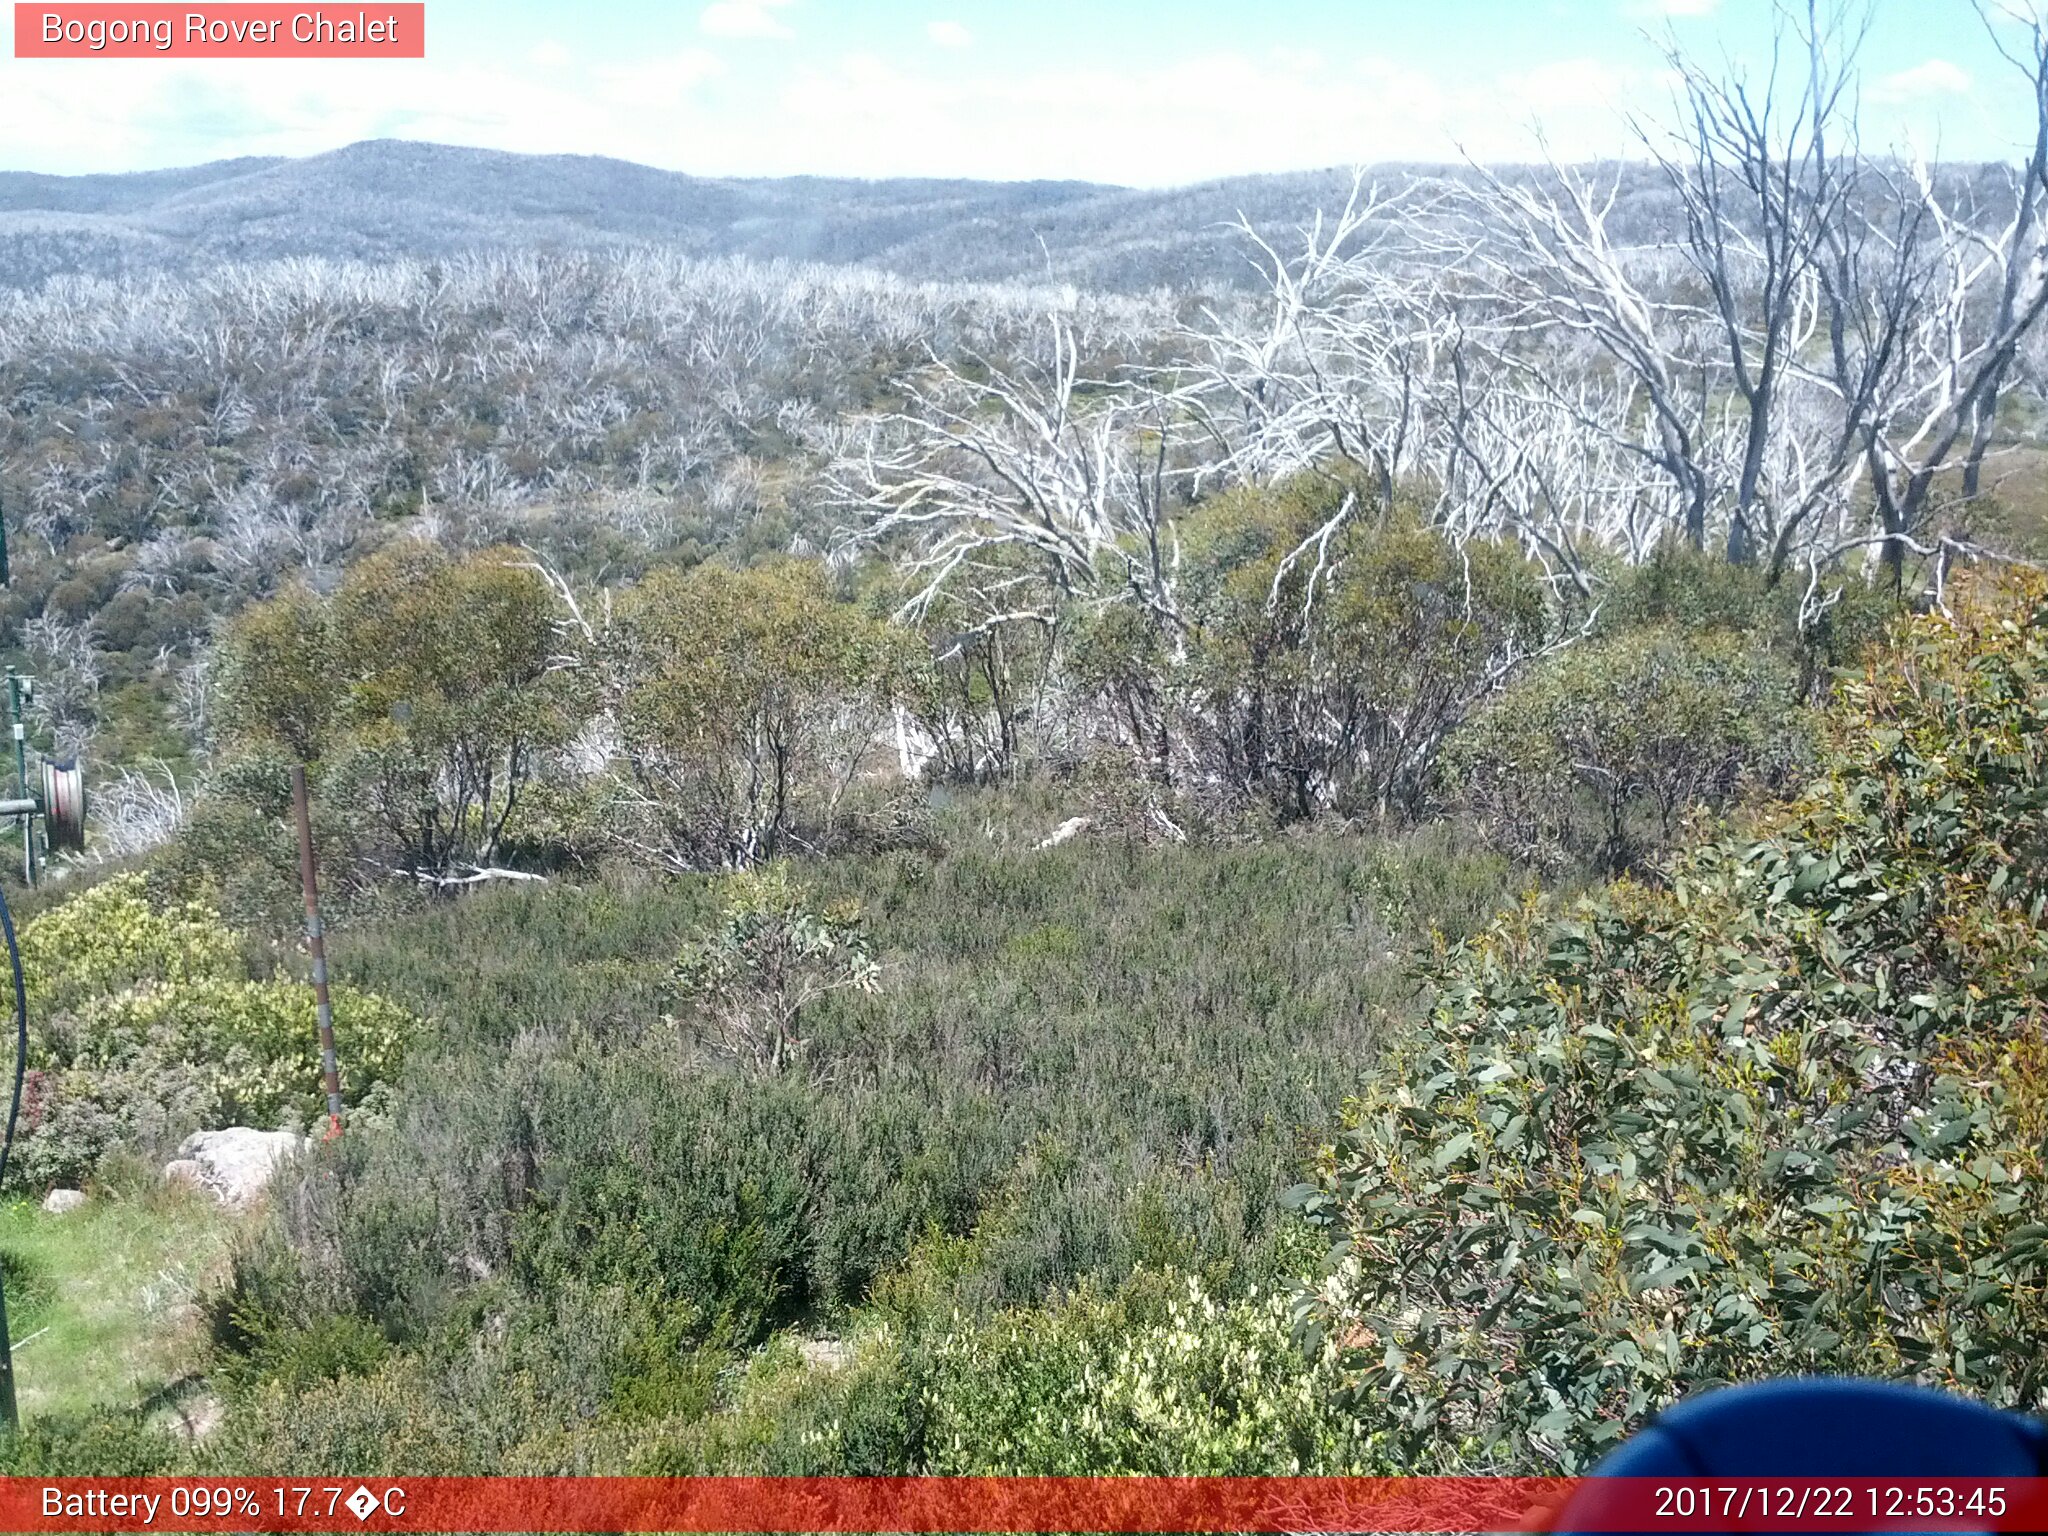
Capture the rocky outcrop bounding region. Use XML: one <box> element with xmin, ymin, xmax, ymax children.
<box><xmin>164</xmin><ymin>1127</ymin><xmax>306</xmax><ymax>1208</ymax></box>
<box><xmin>798</xmin><ymin>1338</ymin><xmax>852</xmax><ymax>1370</ymax></box>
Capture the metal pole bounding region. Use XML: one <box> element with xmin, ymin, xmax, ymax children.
<box><xmin>290</xmin><ymin>765</ymin><xmax>345</xmax><ymax>1139</ymax></box>
<box><xmin>6</xmin><ymin>676</ymin><xmax>29</xmax><ymax>888</ymax></box>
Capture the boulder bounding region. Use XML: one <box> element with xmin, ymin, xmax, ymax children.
<box><xmin>166</xmin><ymin>1127</ymin><xmax>307</xmax><ymax>1208</ymax></box>
<box><xmin>39</xmin><ymin>1188</ymin><xmax>86</xmax><ymax>1215</ymax></box>
<box><xmin>798</xmin><ymin>1338</ymin><xmax>852</xmax><ymax>1370</ymax></box>
<box><xmin>1035</xmin><ymin>815</ymin><xmax>1092</xmax><ymax>849</ymax></box>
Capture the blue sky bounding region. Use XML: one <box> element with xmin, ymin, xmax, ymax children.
<box><xmin>1</xmin><ymin>0</ymin><xmax>2035</xmax><ymax>183</ymax></box>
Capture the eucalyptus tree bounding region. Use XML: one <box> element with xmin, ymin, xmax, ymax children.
<box><xmin>606</xmin><ymin>560</ymin><xmax>914</xmax><ymax>870</ymax></box>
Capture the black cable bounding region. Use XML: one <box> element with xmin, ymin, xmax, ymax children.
<box><xmin>0</xmin><ymin>881</ymin><xmax>22</xmax><ymax>1193</ymax></box>
<box><xmin>0</xmin><ymin>878</ymin><xmax>24</xmax><ymax>1431</ymax></box>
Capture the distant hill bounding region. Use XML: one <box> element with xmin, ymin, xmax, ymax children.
<box><xmin>0</xmin><ymin>140</ymin><xmax>2012</xmax><ymax>299</ymax></box>
<box><xmin>0</xmin><ymin>139</ymin><xmax>1472</xmax><ymax>292</ymax></box>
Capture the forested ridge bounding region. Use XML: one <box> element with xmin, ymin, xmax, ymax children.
<box><xmin>2</xmin><ymin>0</ymin><xmax>2047</xmax><ymax>1473</ymax></box>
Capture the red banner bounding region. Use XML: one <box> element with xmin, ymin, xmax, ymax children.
<box><xmin>5</xmin><ymin>1477</ymin><xmax>2048</xmax><ymax>1533</ymax></box>
<box><xmin>13</xmin><ymin>5</ymin><xmax>424</xmax><ymax>58</ymax></box>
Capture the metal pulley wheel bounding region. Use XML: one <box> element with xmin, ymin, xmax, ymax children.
<box><xmin>40</xmin><ymin>758</ymin><xmax>85</xmax><ymax>852</ymax></box>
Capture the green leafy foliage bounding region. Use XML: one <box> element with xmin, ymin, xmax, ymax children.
<box><xmin>19</xmin><ymin>872</ymin><xmax>241</xmax><ymax>1017</ymax></box>
<box><xmin>669</xmin><ymin>862</ymin><xmax>880</xmax><ymax>1073</ymax></box>
<box><xmin>198</xmin><ymin>1261</ymin><xmax>1372</xmax><ymax>1477</ymax></box>
<box><xmin>72</xmin><ymin>981</ymin><xmax>412</xmax><ymax>1126</ymax></box>
<box><xmin>216</xmin><ymin>545</ymin><xmax>579</xmax><ymax>878</ymax></box>
<box><xmin>1299</xmin><ymin>572</ymin><xmax>2048</xmax><ymax>1471</ymax></box>
<box><xmin>212</xmin><ymin>584</ymin><xmax>339</xmax><ymax>765</ymax></box>
<box><xmin>1595</xmin><ymin>542</ymin><xmax>1894</xmax><ymax>690</ymax></box>
<box><xmin>918</xmin><ymin>1270</ymin><xmax>1374</xmax><ymax>1473</ymax></box>
<box><xmin>608</xmin><ymin>559</ymin><xmax>915</xmax><ymax>868</ymax></box>
<box><xmin>200</xmin><ymin>825</ymin><xmax>1517</xmax><ymax>1450</ymax></box>
<box><xmin>1447</xmin><ymin>625</ymin><xmax>1809</xmax><ymax>873</ymax></box>
<box><xmin>0</xmin><ymin>1410</ymin><xmax>182</xmax><ymax>1476</ymax></box>
<box><xmin>11</xmin><ymin>874</ymin><xmax>420</xmax><ymax>1189</ymax></box>
<box><xmin>1178</xmin><ymin>480</ymin><xmax>1548</xmax><ymax>821</ymax></box>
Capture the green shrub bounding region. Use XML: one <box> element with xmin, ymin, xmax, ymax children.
<box><xmin>216</xmin><ymin>825</ymin><xmax>1520</xmax><ymax>1419</ymax></box>
<box><xmin>1299</xmin><ymin>572</ymin><xmax>2048</xmax><ymax>1472</ymax></box>
<box><xmin>215</xmin><ymin>545</ymin><xmax>584</xmax><ymax>880</ymax></box>
<box><xmin>20</xmin><ymin>872</ymin><xmax>240</xmax><ymax>1019</ymax></box>
<box><xmin>1176</xmin><ymin>482</ymin><xmax>1548</xmax><ymax>820</ymax></box>
<box><xmin>0</xmin><ymin>1409</ymin><xmax>181</xmax><ymax>1475</ymax></box>
<box><xmin>607</xmin><ymin>559</ymin><xmax>915</xmax><ymax>869</ymax></box>
<box><xmin>1596</xmin><ymin>542</ymin><xmax>1894</xmax><ymax>690</ymax></box>
<box><xmin>1595</xmin><ymin>543</ymin><xmax>1793</xmax><ymax>638</ymax></box>
<box><xmin>224</xmin><ymin>1310</ymin><xmax>393</xmax><ymax>1393</ymax></box>
<box><xmin>203</xmin><ymin>1354</ymin><xmax>503</xmax><ymax>1476</ymax></box>
<box><xmin>669</xmin><ymin>862</ymin><xmax>879</xmax><ymax>1074</ymax></box>
<box><xmin>14</xmin><ymin>1057</ymin><xmax>224</xmax><ymax>1191</ymax></box>
<box><xmin>1446</xmin><ymin>625</ymin><xmax>1808</xmax><ymax>873</ymax></box>
<box><xmin>494</xmin><ymin>776</ymin><xmax>612</xmax><ymax>872</ymax></box>
<box><xmin>205</xmin><ymin>1280</ymin><xmax>732</xmax><ymax>1476</ymax></box>
<box><xmin>625</xmin><ymin>1270</ymin><xmax>1371</xmax><ymax>1477</ymax></box>
<box><xmin>919</xmin><ymin>1270</ymin><xmax>1372</xmax><ymax>1474</ymax></box>
<box><xmin>12</xmin><ymin>876</ymin><xmax>420</xmax><ymax>1188</ymax></box>
<box><xmin>73</xmin><ymin>979</ymin><xmax>412</xmax><ymax>1127</ymax></box>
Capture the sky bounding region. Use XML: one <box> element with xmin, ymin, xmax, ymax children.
<box><xmin>0</xmin><ymin>0</ymin><xmax>2038</xmax><ymax>186</ymax></box>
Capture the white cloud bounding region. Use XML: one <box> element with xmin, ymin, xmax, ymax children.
<box><xmin>927</xmin><ymin>20</ymin><xmax>972</xmax><ymax>50</ymax></box>
<box><xmin>699</xmin><ymin>0</ymin><xmax>794</xmax><ymax>41</ymax></box>
<box><xmin>751</xmin><ymin>49</ymin><xmax>1642</xmax><ymax>186</ymax></box>
<box><xmin>0</xmin><ymin>50</ymin><xmax>729</xmax><ymax>172</ymax></box>
<box><xmin>1869</xmin><ymin>58</ymin><xmax>1973</xmax><ymax>104</ymax></box>
<box><xmin>9</xmin><ymin>21</ymin><xmax>1984</xmax><ymax>189</ymax></box>
<box><xmin>593</xmin><ymin>50</ymin><xmax>726</xmax><ymax>110</ymax></box>
<box><xmin>1505</xmin><ymin>57</ymin><xmax>1627</xmax><ymax>117</ymax></box>
<box><xmin>1268</xmin><ymin>46</ymin><xmax>1325</xmax><ymax>74</ymax></box>
<box><xmin>0</xmin><ymin>40</ymin><xmax>1656</xmax><ymax>186</ymax></box>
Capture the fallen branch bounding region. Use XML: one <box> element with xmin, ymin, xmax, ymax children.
<box><xmin>411</xmin><ymin>865</ymin><xmax>550</xmax><ymax>888</ymax></box>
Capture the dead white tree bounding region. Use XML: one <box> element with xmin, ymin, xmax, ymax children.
<box><xmin>833</xmin><ymin>309</ymin><xmax>1183</xmax><ymax>633</ymax></box>
<box><xmin>1428</xmin><ymin>346</ymin><xmax>1660</xmax><ymax>591</ymax></box>
<box><xmin>1178</xmin><ymin>176</ymin><xmax>1453</xmax><ymax>508</ymax></box>
<box><xmin>1456</xmin><ymin>0</ymin><xmax>2048</xmax><ymax>588</ymax></box>
<box><xmin>85</xmin><ymin>761</ymin><xmax>186</xmax><ymax>861</ymax></box>
<box><xmin>1820</xmin><ymin>34</ymin><xmax>2048</xmax><ymax>586</ymax></box>
<box><xmin>20</xmin><ymin>613</ymin><xmax>102</xmax><ymax>757</ymax></box>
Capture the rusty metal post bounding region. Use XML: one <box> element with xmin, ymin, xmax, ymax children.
<box><xmin>291</xmin><ymin>764</ymin><xmax>345</xmax><ymax>1139</ymax></box>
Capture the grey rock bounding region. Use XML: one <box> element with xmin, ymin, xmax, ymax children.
<box><xmin>799</xmin><ymin>1338</ymin><xmax>853</xmax><ymax>1370</ymax></box>
<box><xmin>168</xmin><ymin>1127</ymin><xmax>307</xmax><ymax>1208</ymax></box>
<box><xmin>1036</xmin><ymin>815</ymin><xmax>1092</xmax><ymax>849</ymax></box>
<box><xmin>39</xmin><ymin>1187</ymin><xmax>86</xmax><ymax>1214</ymax></box>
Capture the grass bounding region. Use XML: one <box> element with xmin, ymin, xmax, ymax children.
<box><xmin>226</xmin><ymin>821</ymin><xmax>1529</xmax><ymax>1361</ymax></box>
<box><xmin>0</xmin><ymin>1185</ymin><xmax>243</xmax><ymax>1423</ymax></box>
<box><xmin>148</xmin><ymin>817</ymin><xmax>1531</xmax><ymax>1475</ymax></box>
<box><xmin>1977</xmin><ymin>443</ymin><xmax>2048</xmax><ymax>558</ymax></box>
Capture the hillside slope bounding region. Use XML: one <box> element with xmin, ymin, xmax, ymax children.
<box><xmin>0</xmin><ymin>140</ymin><xmax>1670</xmax><ymax>292</ymax></box>
<box><xmin>0</xmin><ymin>140</ymin><xmax>1173</xmax><ymax>289</ymax></box>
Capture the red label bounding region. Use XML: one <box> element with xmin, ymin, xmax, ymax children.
<box><xmin>13</xmin><ymin>4</ymin><xmax>424</xmax><ymax>57</ymax></box>
<box><xmin>1</xmin><ymin>1477</ymin><xmax>2047</xmax><ymax>1534</ymax></box>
